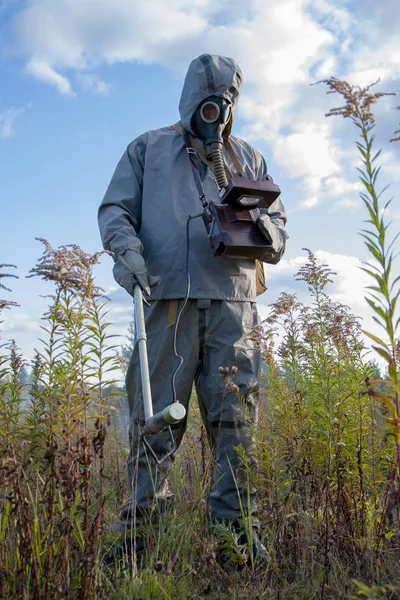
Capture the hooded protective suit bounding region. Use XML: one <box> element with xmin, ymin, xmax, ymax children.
<box><xmin>98</xmin><ymin>54</ymin><xmax>287</xmax><ymax>529</ymax></box>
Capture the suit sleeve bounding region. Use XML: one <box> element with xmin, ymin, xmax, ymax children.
<box><xmin>254</xmin><ymin>152</ymin><xmax>288</xmax><ymax>265</ymax></box>
<box><xmin>98</xmin><ymin>136</ymin><xmax>146</xmax><ymax>259</ymax></box>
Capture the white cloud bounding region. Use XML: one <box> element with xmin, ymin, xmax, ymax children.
<box><xmin>314</xmin><ymin>250</ymin><xmax>368</xmax><ymax>309</ymax></box>
<box><xmin>11</xmin><ymin>0</ymin><xmax>349</xmax><ymax>210</ymax></box>
<box><xmin>264</xmin><ymin>254</ymin><xmax>307</xmax><ymax>280</ymax></box>
<box><xmin>12</xmin><ymin>0</ymin><xmax>336</xmax><ymax>106</ymax></box>
<box><xmin>271</xmin><ymin>121</ymin><xmax>341</xmax><ymax>209</ymax></box>
<box><xmin>1</xmin><ymin>312</ymin><xmax>43</xmax><ymax>362</ymax></box>
<box><xmin>275</xmin><ymin>123</ymin><xmax>339</xmax><ymax>179</ymax></box>
<box><xmin>14</xmin><ymin>0</ymin><xmax>209</xmax><ymax>73</ymax></box>
<box><xmin>26</xmin><ymin>59</ymin><xmax>75</xmax><ymax>95</ymax></box>
<box><xmin>334</xmin><ymin>197</ymin><xmax>362</xmax><ymax>210</ymax></box>
<box><xmin>0</xmin><ymin>105</ymin><xmax>29</xmax><ymax>138</ymax></box>
<box><xmin>323</xmin><ymin>176</ymin><xmax>363</xmax><ymax>210</ymax></box>
<box><xmin>348</xmin><ymin>27</ymin><xmax>400</xmax><ymax>84</ymax></box>
<box><xmin>77</xmin><ymin>73</ymin><xmax>110</xmax><ymax>95</ymax></box>
<box><xmin>324</xmin><ymin>176</ymin><xmax>362</xmax><ymax>197</ymax></box>
<box><xmin>8</xmin><ymin>0</ymin><xmax>400</xmax><ymax>215</ymax></box>
<box><xmin>345</xmin><ymin>67</ymin><xmax>391</xmax><ymax>88</ymax></box>
<box><xmin>311</xmin><ymin>0</ymin><xmax>353</xmax><ymax>33</ymax></box>
<box><xmin>315</xmin><ymin>56</ymin><xmax>337</xmax><ymax>79</ymax></box>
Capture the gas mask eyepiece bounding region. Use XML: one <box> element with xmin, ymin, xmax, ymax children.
<box><xmin>200</xmin><ymin>101</ymin><xmax>231</xmax><ymax>125</ymax></box>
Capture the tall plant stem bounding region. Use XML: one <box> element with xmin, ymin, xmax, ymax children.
<box><xmin>319</xmin><ymin>78</ymin><xmax>399</xmax><ymax>471</ymax></box>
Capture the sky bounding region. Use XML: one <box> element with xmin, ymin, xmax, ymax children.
<box><xmin>1</xmin><ymin>0</ymin><xmax>399</xmax><ymax>370</ymax></box>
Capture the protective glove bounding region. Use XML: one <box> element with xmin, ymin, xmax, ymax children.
<box><xmin>113</xmin><ymin>250</ymin><xmax>160</xmax><ymax>297</ymax></box>
<box><xmin>256</xmin><ymin>213</ymin><xmax>283</xmax><ymax>254</ymax></box>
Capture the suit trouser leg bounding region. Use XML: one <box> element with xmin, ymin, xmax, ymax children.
<box><xmin>195</xmin><ymin>300</ymin><xmax>261</xmax><ymax>527</ymax></box>
<box><xmin>120</xmin><ymin>298</ymin><xmax>261</xmax><ymax>529</ymax></box>
<box><xmin>121</xmin><ymin>299</ymin><xmax>200</xmax><ymax>525</ymax></box>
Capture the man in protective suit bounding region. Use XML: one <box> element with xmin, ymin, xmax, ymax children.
<box><xmin>98</xmin><ymin>54</ymin><xmax>287</xmax><ymax>564</ymax></box>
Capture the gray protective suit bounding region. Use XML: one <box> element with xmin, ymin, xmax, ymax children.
<box><xmin>98</xmin><ymin>54</ymin><xmax>288</xmax><ymax>528</ymax></box>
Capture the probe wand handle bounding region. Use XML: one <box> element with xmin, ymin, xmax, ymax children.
<box><xmin>133</xmin><ymin>286</ymin><xmax>186</xmax><ymax>462</ymax></box>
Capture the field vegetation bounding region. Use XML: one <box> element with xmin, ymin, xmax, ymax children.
<box><xmin>0</xmin><ymin>81</ymin><xmax>399</xmax><ymax>599</ymax></box>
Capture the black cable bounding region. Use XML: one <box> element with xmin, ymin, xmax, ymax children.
<box><xmin>171</xmin><ymin>212</ymin><xmax>203</xmax><ymax>404</ymax></box>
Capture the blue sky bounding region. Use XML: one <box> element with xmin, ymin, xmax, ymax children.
<box><xmin>1</xmin><ymin>0</ymin><xmax>399</xmax><ymax>364</ymax></box>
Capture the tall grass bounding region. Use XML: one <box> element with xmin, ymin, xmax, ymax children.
<box><xmin>0</xmin><ymin>84</ymin><xmax>399</xmax><ymax>597</ymax></box>
<box><xmin>0</xmin><ymin>240</ymin><xmax>122</xmax><ymax>599</ymax></box>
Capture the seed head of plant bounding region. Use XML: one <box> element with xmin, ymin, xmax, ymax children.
<box><xmin>296</xmin><ymin>249</ymin><xmax>335</xmax><ymax>294</ymax></box>
<box><xmin>28</xmin><ymin>238</ymin><xmax>104</xmax><ymax>296</ymax></box>
<box><xmin>0</xmin><ymin>298</ymin><xmax>19</xmax><ymax>311</ymax></box>
<box><xmin>325</xmin><ymin>302</ymin><xmax>362</xmax><ymax>351</ymax></box>
<box><xmin>30</xmin><ymin>350</ymin><xmax>44</xmax><ymax>379</ymax></box>
<box><xmin>268</xmin><ymin>292</ymin><xmax>309</xmax><ymax>327</ymax></box>
<box><xmin>390</xmin><ymin>105</ymin><xmax>400</xmax><ymax>143</ymax></box>
<box><xmin>0</xmin><ymin>264</ymin><xmax>19</xmax><ymax>310</ymax></box>
<box><xmin>316</xmin><ymin>77</ymin><xmax>395</xmax><ymax>127</ymax></box>
<box><xmin>9</xmin><ymin>340</ymin><xmax>26</xmax><ymax>375</ymax></box>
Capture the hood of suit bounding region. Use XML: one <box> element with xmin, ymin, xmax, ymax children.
<box><xmin>178</xmin><ymin>53</ymin><xmax>243</xmax><ymax>137</ymax></box>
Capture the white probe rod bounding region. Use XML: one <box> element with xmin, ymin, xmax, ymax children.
<box><xmin>134</xmin><ymin>285</ymin><xmax>153</xmax><ymax>421</ymax></box>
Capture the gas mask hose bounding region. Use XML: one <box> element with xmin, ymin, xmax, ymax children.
<box><xmin>209</xmin><ymin>142</ymin><xmax>228</xmax><ymax>188</ymax></box>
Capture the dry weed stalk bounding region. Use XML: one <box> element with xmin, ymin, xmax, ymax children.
<box><xmin>0</xmin><ymin>239</ymin><xmax>120</xmax><ymax>599</ymax></box>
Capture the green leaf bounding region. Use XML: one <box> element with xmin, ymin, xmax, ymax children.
<box><xmin>379</xmin><ymin>224</ymin><xmax>386</xmax><ymax>247</ymax></box>
<box><xmin>368</xmin><ymin>390</ymin><xmax>397</xmax><ymax>419</ymax></box>
<box><xmin>360</xmin><ymin>260</ymin><xmax>381</xmax><ymax>274</ymax></box>
<box><xmin>371</xmin><ymin>165</ymin><xmax>382</xmax><ymax>185</ymax></box>
<box><xmin>364</xmin><ymin>297</ymin><xmax>386</xmax><ymax>319</ymax></box>
<box><xmin>359</xmin><ymin>197</ymin><xmax>380</xmax><ymax>225</ymax></box>
<box><xmin>363</xmin><ymin>330</ymin><xmax>389</xmax><ymax>348</ymax></box>
<box><xmin>366</xmin><ymin>291</ymin><xmax>388</xmax><ymax>306</ymax></box>
<box><xmin>391</xmin><ymin>292</ymin><xmax>399</xmax><ymax>316</ymax></box>
<box><xmin>360</xmin><ymin>267</ymin><xmax>382</xmax><ymax>283</ymax></box>
<box><xmin>383</xmin><ymin>197</ymin><xmax>393</xmax><ymax>210</ymax></box>
<box><xmin>372</xmin><ymin>315</ymin><xmax>387</xmax><ymax>332</ymax></box>
<box><xmin>376</xmin><ymin>184</ymin><xmax>391</xmax><ymax>200</ymax></box>
<box><xmin>359</xmin><ymin>228</ymin><xmax>379</xmax><ymax>242</ymax></box>
<box><xmin>378</xmin><ymin>278</ymin><xmax>390</xmax><ymax>299</ymax></box>
<box><xmin>365</xmin><ymin>242</ymin><xmax>383</xmax><ymax>263</ymax></box>
<box><xmin>359</xmin><ymin>232</ymin><xmax>380</xmax><ymax>249</ymax></box>
<box><xmin>371</xmin><ymin>148</ymin><xmax>382</xmax><ymax>163</ymax></box>
<box><xmin>387</xmin><ymin>233</ymin><xmax>400</xmax><ymax>257</ymax></box>
<box><xmin>388</xmin><ymin>360</ymin><xmax>399</xmax><ymax>388</ymax></box>
<box><xmin>356</xmin><ymin>146</ymin><xmax>368</xmax><ymax>161</ymax></box>
<box><xmin>372</xmin><ymin>345</ymin><xmax>392</xmax><ymax>364</ymax></box>
<box><xmin>359</xmin><ymin>231</ymin><xmax>382</xmax><ymax>251</ymax></box>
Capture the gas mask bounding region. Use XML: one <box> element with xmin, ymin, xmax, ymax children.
<box><xmin>192</xmin><ymin>95</ymin><xmax>232</xmax><ymax>146</ymax></box>
<box><xmin>192</xmin><ymin>96</ymin><xmax>232</xmax><ymax>188</ymax></box>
